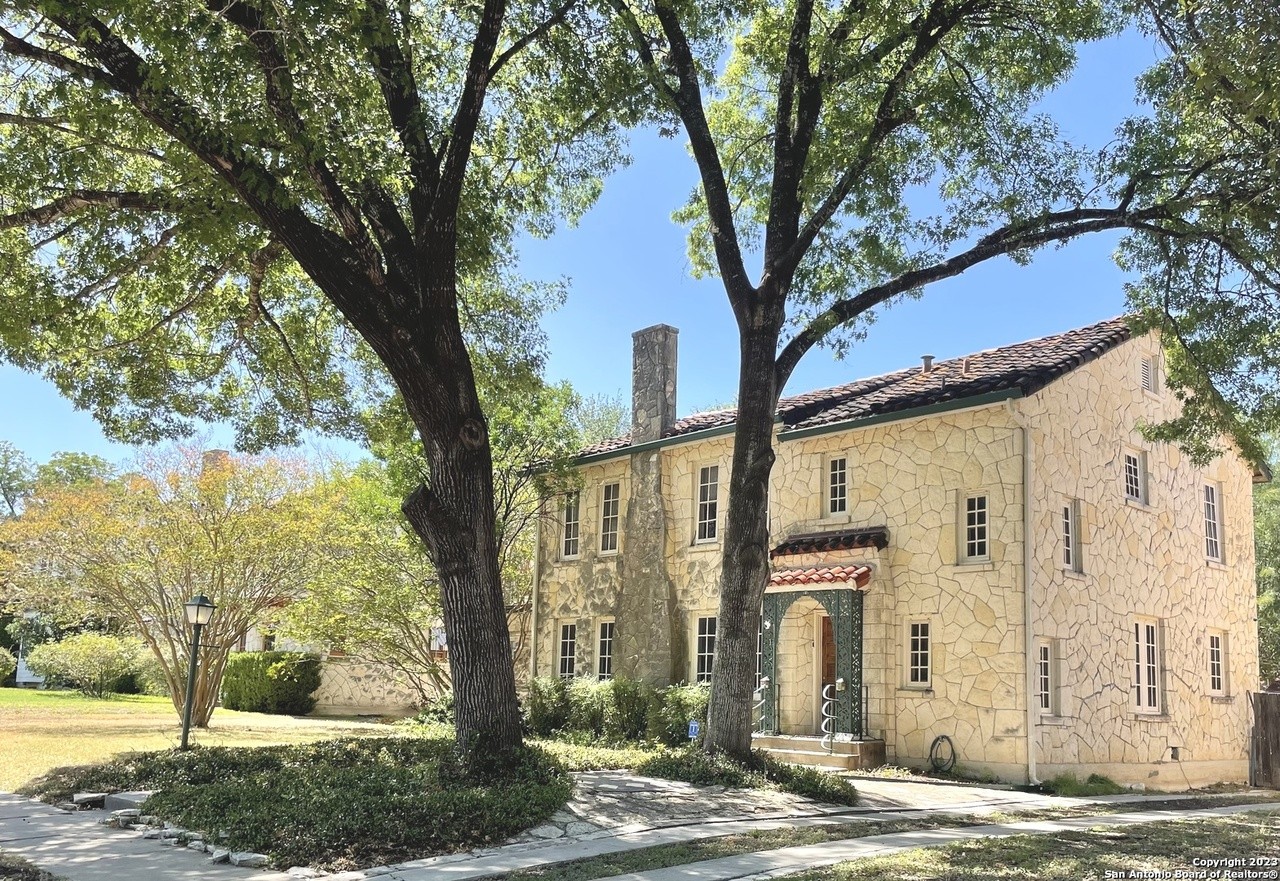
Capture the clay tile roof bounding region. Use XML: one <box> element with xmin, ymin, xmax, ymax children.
<box><xmin>577</xmin><ymin>316</ymin><xmax>1133</xmax><ymax>459</ymax></box>
<box><xmin>771</xmin><ymin>527</ymin><xmax>890</xmax><ymax>558</ymax></box>
<box><xmin>769</xmin><ymin>565</ymin><xmax>872</xmax><ymax>588</ymax></box>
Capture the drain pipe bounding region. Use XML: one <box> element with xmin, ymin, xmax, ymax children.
<box><xmin>1007</xmin><ymin>399</ymin><xmax>1041</xmax><ymax>786</ymax></box>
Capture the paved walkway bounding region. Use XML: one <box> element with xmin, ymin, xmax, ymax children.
<box><xmin>592</xmin><ymin>801</ymin><xmax>1280</xmax><ymax>881</ymax></box>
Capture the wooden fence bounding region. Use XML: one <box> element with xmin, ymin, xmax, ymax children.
<box><xmin>1251</xmin><ymin>691</ymin><xmax>1280</xmax><ymax>789</ymax></box>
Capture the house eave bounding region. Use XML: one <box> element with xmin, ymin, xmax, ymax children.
<box><xmin>776</xmin><ymin>388</ymin><xmax>1025</xmax><ymax>442</ymax></box>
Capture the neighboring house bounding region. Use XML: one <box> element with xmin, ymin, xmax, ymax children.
<box><xmin>530</xmin><ymin>318</ymin><xmax>1263</xmax><ymax>788</ymax></box>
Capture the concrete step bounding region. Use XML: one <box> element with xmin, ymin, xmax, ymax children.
<box><xmin>753</xmin><ymin>736</ymin><xmax>886</xmax><ymax>771</ymax></box>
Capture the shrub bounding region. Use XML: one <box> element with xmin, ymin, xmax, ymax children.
<box><xmin>604</xmin><ymin>676</ymin><xmax>651</xmax><ymax>741</ymax></box>
<box><xmin>646</xmin><ymin>683</ymin><xmax>710</xmax><ymax>746</ymax></box>
<box><xmin>567</xmin><ymin>677</ymin><xmax>610</xmax><ymax>734</ymax></box>
<box><xmin>221</xmin><ymin>651</ymin><xmax>321</xmax><ymax>715</ymax></box>
<box><xmin>762</xmin><ymin>758</ymin><xmax>858</xmax><ymax>805</ymax></box>
<box><xmin>525</xmin><ymin>676</ymin><xmax>570</xmax><ymax>735</ymax></box>
<box><xmin>1041</xmin><ymin>772</ymin><xmax>1127</xmax><ymax>797</ymax></box>
<box><xmin>0</xmin><ymin>646</ymin><xmax>15</xmax><ymax>683</ymax></box>
<box><xmin>24</xmin><ymin>634</ymin><xmax>145</xmax><ymax>697</ymax></box>
<box><xmin>410</xmin><ymin>691</ymin><xmax>454</xmax><ymax>725</ymax></box>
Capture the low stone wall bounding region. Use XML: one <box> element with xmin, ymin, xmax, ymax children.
<box><xmin>311</xmin><ymin>658</ymin><xmax>424</xmax><ymax>717</ymax></box>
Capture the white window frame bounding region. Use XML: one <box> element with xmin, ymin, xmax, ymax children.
<box><xmin>1204</xmin><ymin>482</ymin><xmax>1224</xmax><ymax>562</ymax></box>
<box><xmin>960</xmin><ymin>492</ymin><xmax>990</xmax><ymax>562</ymax></box>
<box><xmin>1140</xmin><ymin>356</ymin><xmax>1159</xmax><ymax>394</ymax></box>
<box><xmin>1036</xmin><ymin>639</ymin><xmax>1059</xmax><ymax>715</ymax></box>
<box><xmin>600</xmin><ymin>482</ymin><xmax>621</xmax><ymax>554</ymax></box>
<box><xmin>1208</xmin><ymin>629</ymin><xmax>1227</xmax><ymax>696</ymax></box>
<box><xmin>1132</xmin><ymin>617</ymin><xmax>1162</xmax><ymax>714</ymax></box>
<box><xmin>597</xmin><ymin>620</ymin><xmax>615</xmax><ymax>681</ymax></box>
<box><xmin>558</xmin><ymin>623</ymin><xmax>577</xmax><ymax>679</ymax></box>
<box><xmin>1123</xmin><ymin>450</ymin><xmax>1149</xmax><ymax>505</ymax></box>
<box><xmin>1061</xmin><ymin>499</ymin><xmax>1082</xmax><ymax>573</ymax></box>
<box><xmin>695</xmin><ymin>615</ymin><xmax>717</xmax><ymax>683</ymax></box>
<box><xmin>905</xmin><ymin>620</ymin><xmax>932</xmax><ymax>688</ymax></box>
<box><xmin>695</xmin><ymin>465</ymin><xmax>720</xmax><ymax>544</ymax></box>
<box><xmin>827</xmin><ymin>456</ymin><xmax>848</xmax><ymax>516</ymax></box>
<box><xmin>562</xmin><ymin>492</ymin><xmax>581</xmax><ymax>559</ymax></box>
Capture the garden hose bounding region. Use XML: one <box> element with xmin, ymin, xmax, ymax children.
<box><xmin>928</xmin><ymin>734</ymin><xmax>956</xmax><ymax>772</ymax></box>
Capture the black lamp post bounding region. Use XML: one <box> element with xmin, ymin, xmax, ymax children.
<box><xmin>179</xmin><ymin>595</ymin><xmax>216</xmax><ymax>751</ymax></box>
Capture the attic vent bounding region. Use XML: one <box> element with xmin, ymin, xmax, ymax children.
<box><xmin>961</xmin><ymin>357</ymin><xmax>971</xmax><ymax>376</ymax></box>
<box><xmin>1140</xmin><ymin>356</ymin><xmax>1157</xmax><ymax>393</ymax></box>
<box><xmin>920</xmin><ymin>354</ymin><xmax>935</xmax><ymax>374</ymax></box>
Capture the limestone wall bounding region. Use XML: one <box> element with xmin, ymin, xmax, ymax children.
<box><xmin>1017</xmin><ymin>334</ymin><xmax>1258</xmax><ymax>788</ymax></box>
<box><xmin>311</xmin><ymin>658</ymin><xmax>422</xmax><ymax>717</ymax></box>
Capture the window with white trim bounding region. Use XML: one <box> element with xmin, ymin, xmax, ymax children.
<box><xmin>695</xmin><ymin>616</ymin><xmax>717</xmax><ymax>683</ymax></box>
<box><xmin>1140</xmin><ymin>356</ymin><xmax>1158</xmax><ymax>393</ymax></box>
<box><xmin>1208</xmin><ymin>629</ymin><xmax>1226</xmax><ymax>695</ymax></box>
<box><xmin>828</xmin><ymin>457</ymin><xmax>847</xmax><ymax>515</ymax></box>
<box><xmin>962</xmin><ymin>493</ymin><xmax>989</xmax><ymax>561</ymax></box>
<box><xmin>1204</xmin><ymin>483</ymin><xmax>1223</xmax><ymax>561</ymax></box>
<box><xmin>696</xmin><ymin>466</ymin><xmax>719</xmax><ymax>543</ymax></box>
<box><xmin>1133</xmin><ymin>618</ymin><xmax>1162</xmax><ymax>713</ymax></box>
<box><xmin>597</xmin><ymin>620</ymin><xmax>615</xmax><ymax>681</ymax></box>
<box><xmin>1036</xmin><ymin>639</ymin><xmax>1058</xmax><ymax>715</ymax></box>
<box><xmin>907</xmin><ymin>621</ymin><xmax>931</xmax><ymax>686</ymax></box>
<box><xmin>562</xmin><ymin>492</ymin><xmax>580</xmax><ymax>558</ymax></box>
<box><xmin>1123</xmin><ymin>451</ymin><xmax>1148</xmax><ymax>504</ymax></box>
<box><xmin>558</xmin><ymin>623</ymin><xmax>577</xmax><ymax>679</ymax></box>
<box><xmin>600</xmin><ymin>482</ymin><xmax>621</xmax><ymax>553</ymax></box>
<box><xmin>1062</xmin><ymin>500</ymin><xmax>1082</xmax><ymax>572</ymax></box>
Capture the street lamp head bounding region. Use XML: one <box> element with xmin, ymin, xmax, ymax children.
<box><xmin>184</xmin><ymin>595</ymin><xmax>216</xmax><ymax>627</ymax></box>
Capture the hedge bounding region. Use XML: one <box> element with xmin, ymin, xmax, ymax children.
<box><xmin>524</xmin><ymin>676</ymin><xmax>709</xmax><ymax>745</ymax></box>
<box><xmin>23</xmin><ymin>633</ymin><xmax>146</xmax><ymax>697</ymax></box>
<box><xmin>221</xmin><ymin>651</ymin><xmax>321</xmax><ymax>715</ymax></box>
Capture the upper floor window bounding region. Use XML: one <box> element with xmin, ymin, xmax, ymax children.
<box><xmin>1133</xmin><ymin>617</ymin><xmax>1162</xmax><ymax>713</ymax></box>
<box><xmin>1208</xmin><ymin>629</ymin><xmax>1226</xmax><ymax>695</ymax></box>
<box><xmin>597</xmin><ymin>621</ymin><xmax>615</xmax><ymax>681</ymax></box>
<box><xmin>907</xmin><ymin>620</ymin><xmax>931</xmax><ymax>687</ymax></box>
<box><xmin>963</xmin><ymin>493</ymin><xmax>989</xmax><ymax>561</ymax></box>
<box><xmin>696</xmin><ymin>465</ymin><xmax>719</xmax><ymax>543</ymax></box>
<box><xmin>600</xmin><ymin>482</ymin><xmax>621</xmax><ymax>553</ymax></box>
<box><xmin>695</xmin><ymin>616</ymin><xmax>717</xmax><ymax>683</ymax></box>
<box><xmin>828</xmin><ymin>457</ymin><xmax>847</xmax><ymax>515</ymax></box>
<box><xmin>1062</xmin><ymin>500</ymin><xmax>1082</xmax><ymax>573</ymax></box>
<box><xmin>1204</xmin><ymin>483</ymin><xmax>1223</xmax><ymax>561</ymax></box>
<box><xmin>558</xmin><ymin>623</ymin><xmax>577</xmax><ymax>679</ymax></box>
<box><xmin>562</xmin><ymin>492</ymin><xmax>581</xmax><ymax>558</ymax></box>
<box><xmin>1123</xmin><ymin>451</ymin><xmax>1149</xmax><ymax>505</ymax></box>
<box><xmin>1140</xmin><ymin>356</ymin><xmax>1159</xmax><ymax>394</ymax></box>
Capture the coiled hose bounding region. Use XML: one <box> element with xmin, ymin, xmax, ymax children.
<box><xmin>929</xmin><ymin>734</ymin><xmax>956</xmax><ymax>772</ymax></box>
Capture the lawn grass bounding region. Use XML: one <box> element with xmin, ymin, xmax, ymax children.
<box><xmin>785</xmin><ymin>812</ymin><xmax>1280</xmax><ymax>881</ymax></box>
<box><xmin>0</xmin><ymin>687</ymin><xmax>392</xmax><ymax>791</ymax></box>
<box><xmin>1039</xmin><ymin>771</ymin><xmax>1128</xmax><ymax>797</ymax></box>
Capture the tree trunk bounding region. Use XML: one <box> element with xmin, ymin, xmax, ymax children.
<box><xmin>705</xmin><ymin>319</ymin><xmax>783</xmax><ymax>761</ymax></box>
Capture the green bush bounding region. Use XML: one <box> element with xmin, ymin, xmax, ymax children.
<box><xmin>567</xmin><ymin>677</ymin><xmax>610</xmax><ymax>733</ymax></box>
<box><xmin>24</xmin><ymin>634</ymin><xmax>145</xmax><ymax>697</ymax></box>
<box><xmin>410</xmin><ymin>692</ymin><xmax>454</xmax><ymax>725</ymax></box>
<box><xmin>604</xmin><ymin>676</ymin><xmax>651</xmax><ymax>741</ymax></box>
<box><xmin>1041</xmin><ymin>772</ymin><xmax>1127</xmax><ymax>797</ymax></box>
<box><xmin>221</xmin><ymin>651</ymin><xmax>321</xmax><ymax>715</ymax></box>
<box><xmin>646</xmin><ymin>683</ymin><xmax>710</xmax><ymax>746</ymax></box>
<box><xmin>19</xmin><ymin>736</ymin><xmax>571</xmax><ymax>871</ymax></box>
<box><xmin>525</xmin><ymin>676</ymin><xmax>571</xmax><ymax>735</ymax></box>
<box><xmin>0</xmin><ymin>646</ymin><xmax>15</xmax><ymax>683</ymax></box>
<box><xmin>636</xmin><ymin>746</ymin><xmax>858</xmax><ymax>806</ymax></box>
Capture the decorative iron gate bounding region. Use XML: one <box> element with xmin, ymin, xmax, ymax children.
<box><xmin>758</xmin><ymin>588</ymin><xmax>863</xmax><ymax>737</ymax></box>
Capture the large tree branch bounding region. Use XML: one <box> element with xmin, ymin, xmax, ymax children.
<box><xmin>762</xmin><ymin>0</ymin><xmax>815</xmax><ymax>270</ymax></box>
<box><xmin>651</xmin><ymin>0</ymin><xmax>754</xmax><ymax>308</ymax></box>
<box><xmin>774</xmin><ymin>203</ymin><xmax>1176</xmax><ymax>385</ymax></box>
<box><xmin>489</xmin><ymin>0</ymin><xmax>580</xmax><ymax>79</ymax></box>
<box><xmin>0</xmin><ymin>189</ymin><xmax>169</xmax><ymax>229</ymax></box>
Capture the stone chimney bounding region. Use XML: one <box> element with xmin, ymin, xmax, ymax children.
<box><xmin>201</xmin><ymin>449</ymin><xmax>231</xmax><ymax>473</ymax></box>
<box><xmin>631</xmin><ymin>325</ymin><xmax>679</xmax><ymax>443</ymax></box>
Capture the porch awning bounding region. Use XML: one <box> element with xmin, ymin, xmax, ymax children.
<box><xmin>769</xmin><ymin>564</ymin><xmax>872</xmax><ymax>589</ymax></box>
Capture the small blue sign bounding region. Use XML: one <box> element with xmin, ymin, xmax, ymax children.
<box><xmin>688</xmin><ymin>719</ymin><xmax>701</xmax><ymax>739</ymax></box>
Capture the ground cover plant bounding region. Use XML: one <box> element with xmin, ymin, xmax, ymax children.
<box><xmin>21</xmin><ymin>736</ymin><xmax>571</xmax><ymax>871</ymax></box>
<box><xmin>781</xmin><ymin>812</ymin><xmax>1280</xmax><ymax>881</ymax></box>
<box><xmin>0</xmin><ymin>853</ymin><xmax>61</xmax><ymax>881</ymax></box>
<box><xmin>0</xmin><ymin>689</ymin><xmax>388</xmax><ymax>791</ymax></box>
<box><xmin>636</xmin><ymin>746</ymin><xmax>858</xmax><ymax>806</ymax></box>
<box><xmin>1038</xmin><ymin>772</ymin><xmax>1127</xmax><ymax>797</ymax></box>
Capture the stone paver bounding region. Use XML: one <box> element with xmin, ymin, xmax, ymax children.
<box><xmin>0</xmin><ymin>794</ymin><xmax>293</xmax><ymax>881</ymax></box>
<box><xmin>593</xmin><ymin>802</ymin><xmax>1280</xmax><ymax>881</ymax></box>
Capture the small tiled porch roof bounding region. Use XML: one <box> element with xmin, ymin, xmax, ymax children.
<box><xmin>770</xmin><ymin>526</ymin><xmax>890</xmax><ymax>558</ymax></box>
<box><xmin>768</xmin><ymin>565</ymin><xmax>872</xmax><ymax>588</ymax></box>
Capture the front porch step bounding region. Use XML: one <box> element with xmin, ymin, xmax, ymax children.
<box><xmin>752</xmin><ymin>735</ymin><xmax>886</xmax><ymax>771</ymax></box>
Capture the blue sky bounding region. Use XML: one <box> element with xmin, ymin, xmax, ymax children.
<box><xmin>0</xmin><ymin>29</ymin><xmax>1158</xmax><ymax>466</ymax></box>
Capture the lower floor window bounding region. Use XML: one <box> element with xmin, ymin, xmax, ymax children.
<box><xmin>1133</xmin><ymin>618</ymin><xmax>1161</xmax><ymax>712</ymax></box>
<box><xmin>598</xmin><ymin>621</ymin><xmax>615</xmax><ymax>681</ymax></box>
<box><xmin>1036</xmin><ymin>640</ymin><xmax>1058</xmax><ymax>714</ymax></box>
<box><xmin>559</xmin><ymin>623</ymin><xmax>576</xmax><ymax>679</ymax></box>
<box><xmin>696</xmin><ymin>616</ymin><xmax>717</xmax><ymax>683</ymax></box>
<box><xmin>1208</xmin><ymin>630</ymin><xmax>1226</xmax><ymax>695</ymax></box>
<box><xmin>907</xmin><ymin>621</ymin><xmax>931</xmax><ymax>686</ymax></box>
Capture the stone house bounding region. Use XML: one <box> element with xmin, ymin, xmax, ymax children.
<box><xmin>530</xmin><ymin>317</ymin><xmax>1263</xmax><ymax>788</ymax></box>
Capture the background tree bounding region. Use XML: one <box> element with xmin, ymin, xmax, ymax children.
<box><xmin>0</xmin><ymin>0</ymin><xmax>642</xmax><ymax>757</ymax></box>
<box><xmin>609</xmin><ymin>0</ymin><xmax>1280</xmax><ymax>757</ymax></box>
<box><xmin>0</xmin><ymin>441</ymin><xmax>33</xmax><ymax>518</ymax></box>
<box><xmin>1255</xmin><ymin>440</ymin><xmax>1280</xmax><ymax>685</ymax></box>
<box><xmin>1</xmin><ymin>446</ymin><xmax>343</xmax><ymax>726</ymax></box>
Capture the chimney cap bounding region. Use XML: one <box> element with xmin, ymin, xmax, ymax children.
<box><xmin>632</xmin><ymin>323</ymin><xmax>680</xmax><ymax>339</ymax></box>
<box><xmin>920</xmin><ymin>354</ymin><xmax>935</xmax><ymax>373</ymax></box>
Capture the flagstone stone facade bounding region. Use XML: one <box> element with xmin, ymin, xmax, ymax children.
<box><xmin>532</xmin><ymin>319</ymin><xmax>1261</xmax><ymax>788</ymax></box>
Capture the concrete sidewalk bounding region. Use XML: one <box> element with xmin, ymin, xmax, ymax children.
<box><xmin>592</xmin><ymin>801</ymin><xmax>1280</xmax><ymax>881</ymax></box>
<box><xmin>0</xmin><ymin>794</ymin><xmax>292</xmax><ymax>881</ymax></box>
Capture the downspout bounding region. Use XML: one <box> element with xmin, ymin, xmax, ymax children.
<box><xmin>529</xmin><ymin>499</ymin><xmax>543</xmax><ymax>682</ymax></box>
<box><xmin>1007</xmin><ymin>399</ymin><xmax>1040</xmax><ymax>786</ymax></box>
